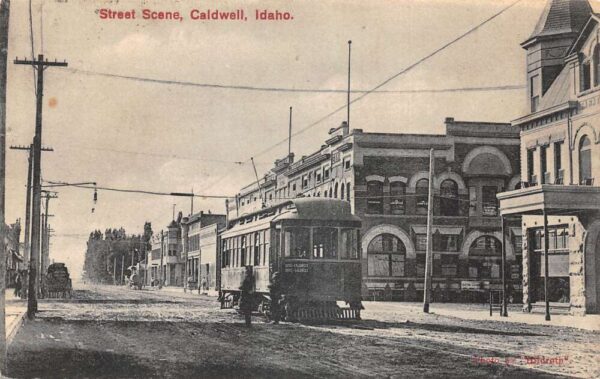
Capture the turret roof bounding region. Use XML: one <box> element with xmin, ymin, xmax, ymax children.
<box><xmin>524</xmin><ymin>0</ymin><xmax>591</xmax><ymax>45</ymax></box>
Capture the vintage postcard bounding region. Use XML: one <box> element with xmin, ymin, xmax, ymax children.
<box><xmin>0</xmin><ymin>0</ymin><xmax>599</xmax><ymax>378</ymax></box>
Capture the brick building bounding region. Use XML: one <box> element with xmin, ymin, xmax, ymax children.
<box><xmin>180</xmin><ymin>211</ymin><xmax>225</xmax><ymax>293</ymax></box>
<box><xmin>498</xmin><ymin>0</ymin><xmax>600</xmax><ymax>315</ymax></box>
<box><xmin>229</xmin><ymin>119</ymin><xmax>521</xmax><ymax>302</ymax></box>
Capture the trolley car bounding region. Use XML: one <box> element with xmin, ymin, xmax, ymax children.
<box><xmin>220</xmin><ymin>198</ymin><xmax>362</xmax><ymax>321</ymax></box>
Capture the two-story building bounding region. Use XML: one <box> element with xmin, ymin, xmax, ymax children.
<box><xmin>498</xmin><ymin>0</ymin><xmax>600</xmax><ymax>315</ymax></box>
<box><xmin>148</xmin><ymin>215</ymin><xmax>184</xmax><ymax>287</ymax></box>
<box><xmin>180</xmin><ymin>211</ymin><xmax>225</xmax><ymax>293</ymax></box>
<box><xmin>229</xmin><ymin>119</ymin><xmax>521</xmax><ymax>302</ymax></box>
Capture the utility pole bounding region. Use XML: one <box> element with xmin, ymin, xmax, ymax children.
<box><xmin>0</xmin><ymin>0</ymin><xmax>10</xmax><ymax>373</ymax></box>
<box><xmin>423</xmin><ymin>148</ymin><xmax>434</xmax><ymax>313</ymax></box>
<box><xmin>120</xmin><ymin>253</ymin><xmax>125</xmax><ymax>285</ymax></box>
<box><xmin>113</xmin><ymin>255</ymin><xmax>117</xmax><ymax>285</ymax></box>
<box><xmin>159</xmin><ymin>230</ymin><xmax>164</xmax><ymax>289</ymax></box>
<box><xmin>14</xmin><ymin>54</ymin><xmax>67</xmax><ymax>319</ymax></box>
<box><xmin>41</xmin><ymin>191</ymin><xmax>57</xmax><ymax>286</ymax></box>
<box><xmin>501</xmin><ymin>216</ymin><xmax>508</xmax><ymax>317</ymax></box>
<box><xmin>11</xmin><ymin>144</ymin><xmax>52</xmax><ymax>300</ymax></box>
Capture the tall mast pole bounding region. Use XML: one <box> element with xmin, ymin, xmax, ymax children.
<box><xmin>347</xmin><ymin>40</ymin><xmax>352</xmax><ymax>128</ymax></box>
<box><xmin>423</xmin><ymin>148</ymin><xmax>435</xmax><ymax>313</ymax></box>
<box><xmin>288</xmin><ymin>106</ymin><xmax>292</xmax><ymax>157</ymax></box>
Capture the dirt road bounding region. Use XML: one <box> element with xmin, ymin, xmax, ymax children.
<box><xmin>6</xmin><ymin>284</ymin><xmax>599</xmax><ymax>378</ymax></box>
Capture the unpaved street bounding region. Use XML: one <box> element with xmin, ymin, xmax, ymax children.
<box><xmin>6</xmin><ymin>284</ymin><xmax>599</xmax><ymax>378</ymax></box>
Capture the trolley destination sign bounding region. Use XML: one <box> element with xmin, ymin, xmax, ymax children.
<box><xmin>284</xmin><ymin>262</ymin><xmax>309</xmax><ymax>273</ymax></box>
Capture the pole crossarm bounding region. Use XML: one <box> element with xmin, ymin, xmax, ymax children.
<box><xmin>14</xmin><ymin>57</ymin><xmax>67</xmax><ymax>67</ymax></box>
<box><xmin>10</xmin><ymin>145</ymin><xmax>53</xmax><ymax>151</ymax></box>
<box><xmin>42</xmin><ymin>180</ymin><xmax>95</xmax><ymax>188</ymax></box>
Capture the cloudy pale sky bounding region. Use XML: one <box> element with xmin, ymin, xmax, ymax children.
<box><xmin>6</xmin><ymin>0</ymin><xmax>557</xmax><ymax>278</ymax></box>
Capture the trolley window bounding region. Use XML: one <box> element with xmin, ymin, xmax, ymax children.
<box><xmin>313</xmin><ymin>227</ymin><xmax>338</xmax><ymax>259</ymax></box>
<box><xmin>340</xmin><ymin>228</ymin><xmax>359</xmax><ymax>259</ymax></box>
<box><xmin>284</xmin><ymin>227</ymin><xmax>310</xmax><ymax>258</ymax></box>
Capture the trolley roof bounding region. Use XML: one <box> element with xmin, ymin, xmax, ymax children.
<box><xmin>222</xmin><ymin>198</ymin><xmax>360</xmax><ymax>238</ymax></box>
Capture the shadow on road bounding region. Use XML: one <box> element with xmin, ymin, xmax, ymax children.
<box><xmin>304</xmin><ymin>319</ymin><xmax>544</xmax><ymax>337</ymax></box>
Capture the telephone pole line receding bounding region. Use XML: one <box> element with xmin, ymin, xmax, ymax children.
<box><xmin>41</xmin><ymin>191</ymin><xmax>57</xmax><ymax>285</ymax></box>
<box><xmin>14</xmin><ymin>54</ymin><xmax>67</xmax><ymax>319</ymax></box>
<box><xmin>10</xmin><ymin>144</ymin><xmax>53</xmax><ymax>263</ymax></box>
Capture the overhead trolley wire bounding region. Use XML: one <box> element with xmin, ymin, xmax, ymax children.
<box><xmin>64</xmin><ymin>67</ymin><xmax>523</xmax><ymax>94</ymax></box>
<box><xmin>248</xmin><ymin>0</ymin><xmax>524</xmax><ymax>161</ymax></box>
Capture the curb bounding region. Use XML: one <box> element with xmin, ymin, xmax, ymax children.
<box><xmin>6</xmin><ymin>310</ymin><xmax>26</xmax><ymax>345</ymax></box>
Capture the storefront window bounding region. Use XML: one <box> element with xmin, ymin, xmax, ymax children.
<box><xmin>367</xmin><ymin>234</ymin><xmax>405</xmax><ymax>277</ymax></box>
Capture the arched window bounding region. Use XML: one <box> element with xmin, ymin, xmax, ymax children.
<box><xmin>367</xmin><ymin>234</ymin><xmax>406</xmax><ymax>277</ymax></box>
<box><xmin>416</xmin><ymin>179</ymin><xmax>429</xmax><ymax>215</ymax></box>
<box><xmin>346</xmin><ymin>183</ymin><xmax>351</xmax><ymax>202</ymax></box>
<box><xmin>390</xmin><ymin>182</ymin><xmax>406</xmax><ymax>215</ymax></box>
<box><xmin>340</xmin><ymin>183</ymin><xmax>345</xmax><ymax>200</ymax></box>
<box><xmin>366</xmin><ymin>181</ymin><xmax>383</xmax><ymax>214</ymax></box>
<box><xmin>440</xmin><ymin>179</ymin><xmax>459</xmax><ymax>216</ymax></box>
<box><xmin>468</xmin><ymin>236</ymin><xmax>501</xmax><ymax>279</ymax></box>
<box><xmin>334</xmin><ymin>182</ymin><xmax>338</xmax><ymax>198</ymax></box>
<box><xmin>579</xmin><ymin>135</ymin><xmax>592</xmax><ymax>184</ymax></box>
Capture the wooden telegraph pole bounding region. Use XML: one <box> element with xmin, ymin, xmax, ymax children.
<box><xmin>10</xmin><ymin>144</ymin><xmax>53</xmax><ymax>265</ymax></box>
<box><xmin>0</xmin><ymin>0</ymin><xmax>10</xmax><ymax>373</ymax></box>
<box><xmin>14</xmin><ymin>54</ymin><xmax>67</xmax><ymax>318</ymax></box>
<box><xmin>423</xmin><ymin>148</ymin><xmax>435</xmax><ymax>313</ymax></box>
<box><xmin>41</xmin><ymin>191</ymin><xmax>57</xmax><ymax>284</ymax></box>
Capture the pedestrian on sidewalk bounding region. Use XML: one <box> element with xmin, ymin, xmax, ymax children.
<box><xmin>268</xmin><ymin>272</ymin><xmax>282</xmax><ymax>324</ymax></box>
<box><xmin>239</xmin><ymin>266</ymin><xmax>254</xmax><ymax>327</ymax></box>
<box><xmin>14</xmin><ymin>271</ymin><xmax>22</xmax><ymax>298</ymax></box>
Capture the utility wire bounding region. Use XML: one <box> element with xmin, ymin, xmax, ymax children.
<box><xmin>249</xmin><ymin>0</ymin><xmax>524</xmax><ymax>161</ymax></box>
<box><xmin>63</xmin><ymin>67</ymin><xmax>523</xmax><ymax>94</ymax></box>
<box><xmin>44</xmin><ymin>181</ymin><xmax>234</xmax><ymax>199</ymax></box>
<box><xmin>39</xmin><ymin>0</ymin><xmax>44</xmax><ymax>54</ymax></box>
<box><xmin>28</xmin><ymin>0</ymin><xmax>36</xmax><ymax>94</ymax></box>
<box><xmin>59</xmin><ymin>145</ymin><xmax>254</xmax><ymax>165</ymax></box>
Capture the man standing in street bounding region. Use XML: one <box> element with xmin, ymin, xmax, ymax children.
<box><xmin>268</xmin><ymin>272</ymin><xmax>282</xmax><ymax>324</ymax></box>
<box><xmin>239</xmin><ymin>266</ymin><xmax>254</xmax><ymax>327</ymax></box>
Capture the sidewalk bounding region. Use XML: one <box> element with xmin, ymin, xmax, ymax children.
<box><xmin>364</xmin><ymin>301</ymin><xmax>600</xmax><ymax>331</ymax></box>
<box><xmin>4</xmin><ymin>292</ymin><xmax>27</xmax><ymax>345</ymax></box>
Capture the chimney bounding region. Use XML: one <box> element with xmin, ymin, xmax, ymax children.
<box><xmin>341</xmin><ymin>121</ymin><xmax>349</xmax><ymax>136</ymax></box>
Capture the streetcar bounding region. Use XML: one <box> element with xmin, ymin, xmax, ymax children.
<box><xmin>41</xmin><ymin>262</ymin><xmax>72</xmax><ymax>299</ymax></box>
<box><xmin>219</xmin><ymin>197</ymin><xmax>363</xmax><ymax>321</ymax></box>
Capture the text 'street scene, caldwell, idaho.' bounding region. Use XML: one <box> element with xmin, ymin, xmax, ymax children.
<box><xmin>0</xmin><ymin>0</ymin><xmax>599</xmax><ymax>378</ymax></box>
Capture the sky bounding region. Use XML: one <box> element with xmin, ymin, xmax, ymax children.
<box><xmin>5</xmin><ymin>0</ymin><xmax>560</xmax><ymax>278</ymax></box>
